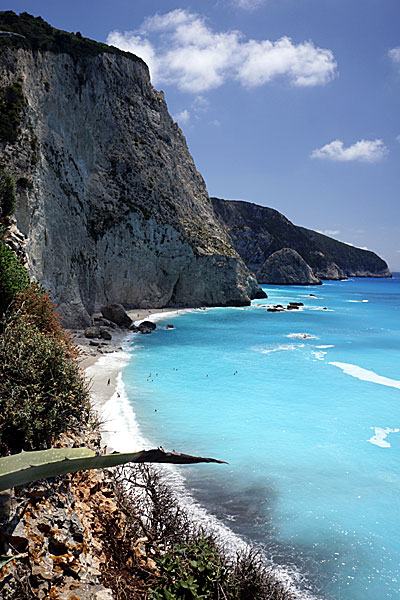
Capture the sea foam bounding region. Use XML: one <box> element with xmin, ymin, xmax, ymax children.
<box><xmin>329</xmin><ymin>362</ymin><xmax>400</xmax><ymax>390</ymax></box>
<box><xmin>287</xmin><ymin>333</ymin><xmax>318</xmax><ymax>340</ymax></box>
<box><xmin>255</xmin><ymin>343</ymin><xmax>305</xmax><ymax>354</ymax></box>
<box><xmin>367</xmin><ymin>427</ymin><xmax>400</xmax><ymax>448</ymax></box>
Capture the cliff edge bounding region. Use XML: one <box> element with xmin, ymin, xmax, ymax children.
<box><xmin>0</xmin><ymin>12</ymin><xmax>261</xmax><ymax>327</ymax></box>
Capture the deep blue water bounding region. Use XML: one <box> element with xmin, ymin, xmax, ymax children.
<box><xmin>121</xmin><ymin>275</ymin><xmax>400</xmax><ymax>599</ymax></box>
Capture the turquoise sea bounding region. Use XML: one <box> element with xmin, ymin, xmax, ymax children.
<box><xmin>118</xmin><ymin>275</ymin><xmax>400</xmax><ymax>599</ymax></box>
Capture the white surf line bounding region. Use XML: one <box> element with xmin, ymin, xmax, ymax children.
<box><xmin>96</xmin><ymin>367</ymin><xmax>319</xmax><ymax>600</ymax></box>
<box><xmin>287</xmin><ymin>333</ymin><xmax>318</xmax><ymax>339</ymax></box>
<box><xmin>134</xmin><ymin>307</ymin><xmax>208</xmax><ymax>326</ymax></box>
<box><xmin>255</xmin><ymin>343</ymin><xmax>305</xmax><ymax>354</ymax></box>
<box><xmin>312</xmin><ymin>350</ymin><xmax>326</xmax><ymax>361</ymax></box>
<box><xmin>367</xmin><ymin>427</ymin><xmax>400</xmax><ymax>448</ymax></box>
<box><xmin>329</xmin><ymin>362</ymin><xmax>400</xmax><ymax>390</ymax></box>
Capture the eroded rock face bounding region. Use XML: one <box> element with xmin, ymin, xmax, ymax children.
<box><xmin>0</xmin><ymin>41</ymin><xmax>261</xmax><ymax>327</ymax></box>
<box><xmin>257</xmin><ymin>248</ymin><xmax>322</xmax><ymax>285</ymax></box>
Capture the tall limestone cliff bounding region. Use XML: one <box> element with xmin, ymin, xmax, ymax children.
<box><xmin>0</xmin><ymin>13</ymin><xmax>262</xmax><ymax>326</ymax></box>
<box><xmin>212</xmin><ymin>198</ymin><xmax>391</xmax><ymax>283</ymax></box>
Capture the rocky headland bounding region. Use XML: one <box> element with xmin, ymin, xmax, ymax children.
<box><xmin>211</xmin><ymin>197</ymin><xmax>391</xmax><ymax>284</ymax></box>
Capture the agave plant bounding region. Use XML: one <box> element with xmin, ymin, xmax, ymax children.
<box><xmin>0</xmin><ymin>446</ymin><xmax>226</xmax><ymax>492</ymax></box>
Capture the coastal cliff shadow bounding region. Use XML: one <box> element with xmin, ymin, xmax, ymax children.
<box><xmin>184</xmin><ymin>470</ymin><xmax>370</xmax><ymax>600</ymax></box>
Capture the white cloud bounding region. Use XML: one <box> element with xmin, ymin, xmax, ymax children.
<box><xmin>173</xmin><ymin>109</ymin><xmax>190</xmax><ymax>125</ymax></box>
<box><xmin>311</xmin><ymin>139</ymin><xmax>388</xmax><ymax>163</ymax></box>
<box><xmin>107</xmin><ymin>10</ymin><xmax>337</xmax><ymax>93</ymax></box>
<box><xmin>237</xmin><ymin>37</ymin><xmax>336</xmax><ymax>87</ymax></box>
<box><xmin>388</xmin><ymin>47</ymin><xmax>400</xmax><ymax>66</ymax></box>
<box><xmin>396</xmin><ymin>134</ymin><xmax>400</xmax><ymax>142</ymax></box>
<box><xmin>317</xmin><ymin>229</ymin><xmax>341</xmax><ymax>236</ymax></box>
<box><xmin>107</xmin><ymin>31</ymin><xmax>157</xmax><ymax>77</ymax></box>
<box><xmin>234</xmin><ymin>0</ymin><xmax>266</xmax><ymax>9</ymax></box>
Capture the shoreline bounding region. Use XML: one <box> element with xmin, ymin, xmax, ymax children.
<box><xmin>76</xmin><ymin>307</ymin><xmax>195</xmax><ymax>451</ymax></box>
<box><xmin>75</xmin><ymin>303</ymin><xmax>313</xmax><ymax>600</ymax></box>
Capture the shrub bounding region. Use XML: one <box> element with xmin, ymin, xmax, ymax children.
<box><xmin>0</xmin><ymin>310</ymin><xmax>90</xmax><ymax>454</ymax></box>
<box><xmin>12</xmin><ymin>282</ymin><xmax>77</xmax><ymax>358</ymax></box>
<box><xmin>107</xmin><ymin>465</ymin><xmax>294</xmax><ymax>600</ymax></box>
<box><xmin>0</xmin><ymin>238</ymin><xmax>30</xmax><ymax>317</ymax></box>
<box><xmin>0</xmin><ymin>81</ymin><xmax>26</xmax><ymax>143</ymax></box>
<box><xmin>149</xmin><ymin>536</ymin><xmax>235</xmax><ymax>599</ymax></box>
<box><xmin>0</xmin><ymin>169</ymin><xmax>16</xmax><ymax>217</ymax></box>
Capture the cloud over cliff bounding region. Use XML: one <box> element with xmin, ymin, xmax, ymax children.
<box><xmin>107</xmin><ymin>9</ymin><xmax>337</xmax><ymax>93</ymax></box>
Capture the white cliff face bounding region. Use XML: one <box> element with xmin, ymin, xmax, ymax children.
<box><xmin>0</xmin><ymin>47</ymin><xmax>260</xmax><ymax>325</ymax></box>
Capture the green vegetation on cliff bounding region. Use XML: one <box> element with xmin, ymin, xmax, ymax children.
<box><xmin>0</xmin><ymin>81</ymin><xmax>25</xmax><ymax>144</ymax></box>
<box><xmin>0</xmin><ymin>11</ymin><xmax>145</xmax><ymax>64</ymax></box>
<box><xmin>0</xmin><ymin>236</ymin><xmax>30</xmax><ymax>315</ymax></box>
<box><xmin>0</xmin><ymin>243</ymin><xmax>90</xmax><ymax>454</ymax></box>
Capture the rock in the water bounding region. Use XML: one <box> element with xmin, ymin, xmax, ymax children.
<box><xmin>138</xmin><ymin>320</ymin><xmax>156</xmax><ymax>333</ymax></box>
<box><xmin>139</xmin><ymin>321</ymin><xmax>157</xmax><ymax>331</ymax></box>
<box><xmin>166</xmin><ymin>324</ymin><xmax>174</xmax><ymax>329</ymax></box>
<box><xmin>85</xmin><ymin>326</ymin><xmax>100</xmax><ymax>339</ymax></box>
<box><xmin>257</xmin><ymin>248</ymin><xmax>322</xmax><ymax>285</ymax></box>
<box><xmin>139</xmin><ymin>326</ymin><xmax>152</xmax><ymax>334</ymax></box>
<box><xmin>101</xmin><ymin>303</ymin><xmax>132</xmax><ymax>328</ymax></box>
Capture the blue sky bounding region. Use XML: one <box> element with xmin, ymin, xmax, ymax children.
<box><xmin>4</xmin><ymin>0</ymin><xmax>400</xmax><ymax>269</ymax></box>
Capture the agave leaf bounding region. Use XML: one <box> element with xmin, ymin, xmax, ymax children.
<box><xmin>0</xmin><ymin>447</ymin><xmax>227</xmax><ymax>492</ymax></box>
<box><xmin>0</xmin><ymin>553</ymin><xmax>27</xmax><ymax>568</ymax></box>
